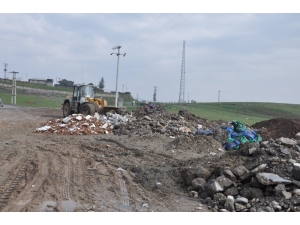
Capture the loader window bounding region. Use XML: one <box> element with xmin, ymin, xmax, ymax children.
<box><xmin>73</xmin><ymin>86</ymin><xmax>79</xmax><ymax>99</ymax></box>
<box><xmin>80</xmin><ymin>85</ymin><xmax>94</xmax><ymax>98</ymax></box>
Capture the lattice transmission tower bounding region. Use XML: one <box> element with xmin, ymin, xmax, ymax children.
<box><xmin>178</xmin><ymin>40</ymin><xmax>185</xmax><ymax>103</ymax></box>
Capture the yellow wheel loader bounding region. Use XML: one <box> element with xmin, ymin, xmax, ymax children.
<box><xmin>61</xmin><ymin>84</ymin><xmax>121</xmax><ymax>117</ymax></box>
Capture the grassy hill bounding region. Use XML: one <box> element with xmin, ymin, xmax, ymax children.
<box><xmin>1</xmin><ymin>81</ymin><xmax>300</xmax><ymax>125</ymax></box>
<box><xmin>164</xmin><ymin>102</ymin><xmax>300</xmax><ymax>125</ymax></box>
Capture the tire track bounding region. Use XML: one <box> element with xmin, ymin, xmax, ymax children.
<box><xmin>0</xmin><ymin>153</ymin><xmax>34</xmax><ymax>210</ymax></box>
<box><xmin>117</xmin><ymin>168</ymin><xmax>131</xmax><ymax>211</ymax></box>
<box><xmin>7</xmin><ymin>154</ymin><xmax>48</xmax><ymax>212</ymax></box>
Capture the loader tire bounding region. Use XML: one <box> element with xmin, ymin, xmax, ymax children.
<box><xmin>63</xmin><ymin>102</ymin><xmax>71</xmax><ymax>117</ymax></box>
<box><xmin>80</xmin><ymin>103</ymin><xmax>96</xmax><ymax>116</ymax></box>
<box><xmin>91</xmin><ymin>102</ymin><xmax>100</xmax><ymax>114</ymax></box>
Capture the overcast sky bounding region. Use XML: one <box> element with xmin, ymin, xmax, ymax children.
<box><xmin>1</xmin><ymin>2</ymin><xmax>300</xmax><ymax>103</ymax></box>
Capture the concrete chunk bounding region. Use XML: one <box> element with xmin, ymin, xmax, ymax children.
<box><xmin>293</xmin><ymin>163</ymin><xmax>300</xmax><ymax>181</ymax></box>
<box><xmin>256</xmin><ymin>173</ymin><xmax>292</xmax><ymax>185</ymax></box>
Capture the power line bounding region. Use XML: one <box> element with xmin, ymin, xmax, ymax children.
<box><xmin>127</xmin><ymin>14</ymin><xmax>195</xmax><ymax>53</ymax></box>
<box><xmin>121</xmin><ymin>14</ymin><xmax>164</xmax><ymax>47</ymax></box>
<box><xmin>124</xmin><ymin>14</ymin><xmax>182</xmax><ymax>51</ymax></box>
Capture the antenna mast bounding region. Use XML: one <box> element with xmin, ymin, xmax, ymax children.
<box><xmin>178</xmin><ymin>40</ymin><xmax>186</xmax><ymax>103</ymax></box>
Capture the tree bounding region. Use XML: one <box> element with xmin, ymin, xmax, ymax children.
<box><xmin>98</xmin><ymin>77</ymin><xmax>105</xmax><ymax>91</ymax></box>
<box><xmin>58</xmin><ymin>79</ymin><xmax>74</xmax><ymax>87</ymax></box>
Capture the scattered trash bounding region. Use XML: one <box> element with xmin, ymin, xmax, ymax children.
<box><xmin>36</xmin><ymin>125</ymin><xmax>51</xmax><ymax>132</ymax></box>
<box><xmin>223</xmin><ymin>120</ymin><xmax>262</xmax><ymax>150</ymax></box>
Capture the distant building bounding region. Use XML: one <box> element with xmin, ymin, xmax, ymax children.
<box><xmin>28</xmin><ymin>78</ymin><xmax>54</xmax><ymax>86</ymax></box>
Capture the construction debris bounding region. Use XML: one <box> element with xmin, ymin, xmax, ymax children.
<box><xmin>35</xmin><ymin>113</ymin><xmax>131</xmax><ymax>135</ymax></box>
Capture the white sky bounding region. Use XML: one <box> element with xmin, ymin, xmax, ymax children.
<box><xmin>1</xmin><ymin>1</ymin><xmax>300</xmax><ymax>103</ymax></box>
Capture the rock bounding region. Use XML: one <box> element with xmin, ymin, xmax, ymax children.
<box><xmin>249</xmin><ymin>147</ymin><xmax>257</xmax><ymax>155</ymax></box>
<box><xmin>281</xmin><ymin>191</ymin><xmax>292</xmax><ymax>200</ymax></box>
<box><xmin>293</xmin><ymin>189</ymin><xmax>300</xmax><ymax>196</ymax></box>
<box><xmin>266</xmin><ymin>206</ymin><xmax>274</xmax><ymax>212</ymax></box>
<box><xmin>213</xmin><ymin>193</ymin><xmax>227</xmax><ymax>206</ymax></box>
<box><xmin>274</xmin><ymin>184</ymin><xmax>286</xmax><ymax>196</ymax></box>
<box><xmin>219</xmin><ymin>209</ymin><xmax>228</xmax><ymax>212</ymax></box>
<box><xmin>224</xmin><ymin>195</ymin><xmax>235</xmax><ymax>211</ymax></box>
<box><xmin>250</xmin><ymin>177</ymin><xmax>265</xmax><ymax>188</ymax></box>
<box><xmin>215</xmin><ymin>175</ymin><xmax>233</xmax><ymax>189</ymax></box>
<box><xmin>223</xmin><ymin>169</ymin><xmax>237</xmax><ymax>181</ymax></box>
<box><xmin>240</xmin><ymin>187</ymin><xmax>263</xmax><ymax>199</ymax></box>
<box><xmin>249</xmin><ymin>207</ymin><xmax>257</xmax><ymax>212</ymax></box>
<box><xmin>191</xmin><ymin>178</ymin><xmax>206</xmax><ymax>192</ymax></box>
<box><xmin>232</xmin><ymin>166</ymin><xmax>249</xmax><ymax>179</ymax></box>
<box><xmin>292</xmin><ymin>145</ymin><xmax>300</xmax><ymax>152</ymax></box>
<box><xmin>179</xmin><ymin>127</ymin><xmax>191</xmax><ymax>133</ymax></box>
<box><xmin>256</xmin><ymin>173</ymin><xmax>292</xmax><ymax>185</ymax></box>
<box><xmin>190</xmin><ymin>191</ymin><xmax>198</xmax><ymax>198</ymax></box>
<box><xmin>239</xmin><ymin>172</ymin><xmax>253</xmax><ymax>181</ymax></box>
<box><xmin>234</xmin><ymin>203</ymin><xmax>245</xmax><ymax>212</ymax></box>
<box><xmin>293</xmin><ymin>163</ymin><xmax>300</xmax><ymax>181</ymax></box>
<box><xmin>196</xmin><ymin>167</ymin><xmax>211</xmax><ymax>180</ymax></box>
<box><xmin>204</xmin><ymin>180</ymin><xmax>224</xmax><ymax>196</ymax></box>
<box><xmin>75</xmin><ymin>115</ymin><xmax>82</xmax><ymax>121</ymax></box>
<box><xmin>251</xmin><ymin>164</ymin><xmax>267</xmax><ymax>174</ymax></box>
<box><xmin>295</xmin><ymin>132</ymin><xmax>300</xmax><ymax>140</ymax></box>
<box><xmin>293</xmin><ymin>179</ymin><xmax>300</xmax><ymax>188</ymax></box>
<box><xmin>143</xmin><ymin>116</ymin><xmax>152</xmax><ymax>121</ymax></box>
<box><xmin>276</xmin><ymin>137</ymin><xmax>297</xmax><ymax>147</ymax></box>
<box><xmin>281</xmin><ymin>148</ymin><xmax>290</xmax><ymax>155</ymax></box>
<box><xmin>224</xmin><ymin>187</ymin><xmax>239</xmax><ymax>196</ymax></box>
<box><xmin>246</xmin><ymin>203</ymin><xmax>251</xmax><ymax>209</ymax></box>
<box><xmin>62</xmin><ymin>117</ymin><xmax>71</xmax><ymax>123</ymax></box>
<box><xmin>291</xmin><ymin>196</ymin><xmax>300</xmax><ymax>206</ymax></box>
<box><xmin>260</xmin><ymin>141</ymin><xmax>269</xmax><ymax>148</ymax></box>
<box><xmin>289</xmin><ymin>159</ymin><xmax>297</xmax><ymax>164</ymax></box>
<box><xmin>235</xmin><ymin>197</ymin><xmax>249</xmax><ymax>205</ymax></box>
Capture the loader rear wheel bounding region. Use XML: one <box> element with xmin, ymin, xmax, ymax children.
<box><xmin>80</xmin><ymin>103</ymin><xmax>95</xmax><ymax>116</ymax></box>
<box><xmin>63</xmin><ymin>102</ymin><xmax>71</xmax><ymax>117</ymax></box>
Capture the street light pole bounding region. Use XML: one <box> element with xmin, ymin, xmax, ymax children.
<box><xmin>111</xmin><ymin>45</ymin><xmax>126</xmax><ymax>107</ymax></box>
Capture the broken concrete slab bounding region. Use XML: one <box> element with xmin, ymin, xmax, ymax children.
<box><xmin>276</xmin><ymin>137</ymin><xmax>297</xmax><ymax>147</ymax></box>
<box><xmin>256</xmin><ymin>173</ymin><xmax>292</xmax><ymax>185</ymax></box>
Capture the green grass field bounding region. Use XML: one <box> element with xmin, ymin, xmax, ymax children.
<box><xmin>1</xmin><ymin>83</ymin><xmax>300</xmax><ymax>125</ymax></box>
<box><xmin>164</xmin><ymin>102</ymin><xmax>300</xmax><ymax>125</ymax></box>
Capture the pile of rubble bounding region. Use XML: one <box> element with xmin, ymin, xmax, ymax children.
<box><xmin>35</xmin><ymin>113</ymin><xmax>131</xmax><ymax>135</ymax></box>
<box><xmin>184</xmin><ymin>136</ymin><xmax>300</xmax><ymax>212</ymax></box>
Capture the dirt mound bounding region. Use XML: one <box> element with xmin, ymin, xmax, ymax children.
<box><xmin>252</xmin><ymin>118</ymin><xmax>300</xmax><ymax>140</ymax></box>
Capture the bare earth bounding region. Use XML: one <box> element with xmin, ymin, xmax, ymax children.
<box><xmin>0</xmin><ymin>107</ymin><xmax>219</xmax><ymax>212</ymax></box>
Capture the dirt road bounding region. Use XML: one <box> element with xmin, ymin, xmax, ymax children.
<box><xmin>0</xmin><ymin>107</ymin><xmax>214</xmax><ymax>212</ymax></box>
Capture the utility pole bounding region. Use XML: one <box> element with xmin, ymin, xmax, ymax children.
<box><xmin>111</xmin><ymin>45</ymin><xmax>126</xmax><ymax>107</ymax></box>
<box><xmin>122</xmin><ymin>84</ymin><xmax>124</xmax><ymax>93</ymax></box>
<box><xmin>188</xmin><ymin>93</ymin><xmax>189</xmax><ymax>103</ymax></box>
<box><xmin>10</xmin><ymin>71</ymin><xmax>18</xmax><ymax>104</ymax></box>
<box><xmin>218</xmin><ymin>90</ymin><xmax>220</xmax><ymax>104</ymax></box>
<box><xmin>136</xmin><ymin>93</ymin><xmax>138</xmax><ymax>110</ymax></box>
<box><xmin>126</xmin><ymin>82</ymin><xmax>127</xmax><ymax>92</ymax></box>
<box><xmin>4</xmin><ymin>63</ymin><xmax>8</xmax><ymax>79</ymax></box>
<box><xmin>82</xmin><ymin>69</ymin><xmax>83</xmax><ymax>84</ymax></box>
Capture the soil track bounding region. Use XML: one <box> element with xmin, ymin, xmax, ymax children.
<box><xmin>0</xmin><ymin>107</ymin><xmax>219</xmax><ymax>212</ymax></box>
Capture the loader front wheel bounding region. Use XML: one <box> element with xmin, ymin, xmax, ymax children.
<box><xmin>63</xmin><ymin>102</ymin><xmax>71</xmax><ymax>117</ymax></box>
<box><xmin>80</xmin><ymin>103</ymin><xmax>95</xmax><ymax>116</ymax></box>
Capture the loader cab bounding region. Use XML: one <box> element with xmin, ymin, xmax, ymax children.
<box><xmin>73</xmin><ymin>84</ymin><xmax>95</xmax><ymax>103</ymax></box>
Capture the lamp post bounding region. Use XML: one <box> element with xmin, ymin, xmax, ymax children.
<box><xmin>111</xmin><ymin>45</ymin><xmax>126</xmax><ymax>107</ymax></box>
